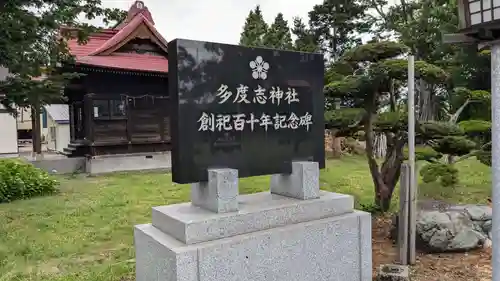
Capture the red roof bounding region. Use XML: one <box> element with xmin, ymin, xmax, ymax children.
<box><xmin>64</xmin><ymin>1</ymin><xmax>168</xmax><ymax>73</ymax></box>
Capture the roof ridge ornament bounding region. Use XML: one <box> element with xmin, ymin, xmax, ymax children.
<box><xmin>135</xmin><ymin>1</ymin><xmax>144</xmax><ymax>9</ymax></box>
<box><xmin>115</xmin><ymin>0</ymin><xmax>154</xmax><ymax>29</ymax></box>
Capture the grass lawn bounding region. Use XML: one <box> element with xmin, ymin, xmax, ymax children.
<box><xmin>0</xmin><ymin>156</ymin><xmax>491</xmax><ymax>281</ymax></box>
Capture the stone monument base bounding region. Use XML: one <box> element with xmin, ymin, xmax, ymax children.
<box><xmin>134</xmin><ymin>162</ymin><xmax>372</xmax><ymax>281</ymax></box>
<box><xmin>135</xmin><ymin>191</ymin><xmax>371</xmax><ymax>281</ymax></box>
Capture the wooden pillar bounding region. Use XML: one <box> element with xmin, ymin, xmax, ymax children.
<box><xmin>159</xmin><ymin>101</ymin><xmax>165</xmax><ymax>142</ymax></box>
<box><xmin>126</xmin><ymin>97</ymin><xmax>132</xmax><ymax>143</ymax></box>
<box><xmin>31</xmin><ymin>102</ymin><xmax>42</xmax><ymax>158</ymax></box>
<box><xmin>69</xmin><ymin>103</ymin><xmax>75</xmax><ymax>141</ymax></box>
<box><xmin>83</xmin><ymin>94</ymin><xmax>94</xmax><ymax>142</ymax></box>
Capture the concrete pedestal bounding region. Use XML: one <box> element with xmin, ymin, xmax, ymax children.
<box><xmin>134</xmin><ymin>162</ymin><xmax>372</xmax><ymax>281</ymax></box>
<box><xmin>85</xmin><ymin>152</ymin><xmax>171</xmax><ymax>174</ymax></box>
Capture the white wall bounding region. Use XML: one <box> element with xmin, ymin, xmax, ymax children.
<box><xmin>0</xmin><ymin>111</ymin><xmax>18</xmax><ymax>155</ymax></box>
<box><xmin>55</xmin><ymin>124</ymin><xmax>70</xmax><ymax>153</ymax></box>
<box><xmin>46</xmin><ymin>124</ymin><xmax>70</xmax><ymax>153</ymax></box>
<box><xmin>46</xmin><ymin>125</ymin><xmax>56</xmax><ymax>151</ymax></box>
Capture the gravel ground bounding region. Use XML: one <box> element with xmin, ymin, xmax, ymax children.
<box><xmin>372</xmin><ymin>215</ymin><xmax>492</xmax><ymax>281</ymax></box>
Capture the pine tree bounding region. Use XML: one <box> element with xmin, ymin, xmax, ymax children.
<box><xmin>308</xmin><ymin>0</ymin><xmax>369</xmax><ymax>60</ymax></box>
<box><xmin>239</xmin><ymin>5</ymin><xmax>268</xmax><ymax>47</ymax></box>
<box><xmin>263</xmin><ymin>13</ymin><xmax>293</xmax><ymax>50</ymax></box>
<box><xmin>291</xmin><ymin>17</ymin><xmax>319</xmax><ymax>53</ymax></box>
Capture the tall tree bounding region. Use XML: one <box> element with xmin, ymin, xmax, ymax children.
<box><xmin>381</xmin><ymin>0</ymin><xmax>457</xmax><ymax>121</ymax></box>
<box><xmin>291</xmin><ymin>17</ymin><xmax>319</xmax><ymax>53</ymax></box>
<box><xmin>0</xmin><ymin>0</ymin><xmax>125</xmax><ymax>155</ymax></box>
<box><xmin>374</xmin><ymin>0</ymin><xmax>490</xmax><ymax>122</ymax></box>
<box><xmin>263</xmin><ymin>13</ymin><xmax>293</xmax><ymax>50</ymax></box>
<box><xmin>239</xmin><ymin>5</ymin><xmax>268</xmax><ymax>47</ymax></box>
<box><xmin>308</xmin><ymin>0</ymin><xmax>370</xmax><ymax>61</ymax></box>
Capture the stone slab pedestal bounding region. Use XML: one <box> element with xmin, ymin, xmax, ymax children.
<box><xmin>134</xmin><ymin>162</ymin><xmax>372</xmax><ymax>281</ymax></box>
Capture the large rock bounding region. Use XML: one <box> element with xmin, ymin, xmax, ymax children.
<box><xmin>464</xmin><ymin>204</ymin><xmax>492</xmax><ymax>221</ymax></box>
<box><xmin>391</xmin><ymin>201</ymin><xmax>492</xmax><ymax>253</ymax></box>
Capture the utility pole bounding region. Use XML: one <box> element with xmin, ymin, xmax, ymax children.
<box><xmin>491</xmin><ymin>42</ymin><xmax>500</xmax><ymax>281</ymax></box>
<box><xmin>407</xmin><ymin>55</ymin><xmax>417</xmax><ymax>264</ymax></box>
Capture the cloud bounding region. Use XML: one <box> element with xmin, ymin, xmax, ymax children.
<box><xmin>86</xmin><ymin>0</ymin><xmax>401</xmax><ymax>45</ymax></box>
<box><xmin>89</xmin><ymin>0</ymin><xmax>324</xmax><ymax>44</ymax></box>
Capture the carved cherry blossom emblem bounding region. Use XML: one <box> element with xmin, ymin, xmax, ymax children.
<box><xmin>249</xmin><ymin>56</ymin><xmax>270</xmax><ymax>80</ymax></box>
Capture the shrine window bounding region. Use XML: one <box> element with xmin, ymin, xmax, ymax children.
<box><xmin>110</xmin><ymin>100</ymin><xmax>126</xmax><ymax>117</ymax></box>
<box><xmin>93</xmin><ymin>100</ymin><xmax>109</xmax><ymax>119</ymax></box>
<box><xmin>93</xmin><ymin>99</ymin><xmax>126</xmax><ymax>120</ymax></box>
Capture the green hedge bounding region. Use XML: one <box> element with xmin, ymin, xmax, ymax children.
<box><xmin>0</xmin><ymin>159</ymin><xmax>59</xmax><ymax>203</ymax></box>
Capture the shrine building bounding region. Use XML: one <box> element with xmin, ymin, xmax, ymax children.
<box><xmin>61</xmin><ymin>0</ymin><xmax>170</xmax><ymax>157</ymax></box>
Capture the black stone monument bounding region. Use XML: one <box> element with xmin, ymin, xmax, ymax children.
<box><xmin>168</xmin><ymin>38</ymin><xmax>325</xmax><ymax>184</ymax></box>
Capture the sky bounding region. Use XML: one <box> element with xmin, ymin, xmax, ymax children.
<box><xmin>88</xmin><ymin>0</ymin><xmax>396</xmax><ymax>45</ymax></box>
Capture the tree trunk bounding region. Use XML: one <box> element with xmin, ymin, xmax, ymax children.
<box><xmin>365</xmin><ymin>120</ymin><xmax>405</xmax><ymax>212</ymax></box>
<box><xmin>332</xmin><ymin>136</ymin><xmax>342</xmax><ymax>158</ymax></box>
<box><xmin>363</xmin><ymin>89</ymin><xmax>407</xmax><ymax>211</ymax></box>
<box><xmin>375</xmin><ymin>191</ymin><xmax>393</xmax><ymax>212</ymax></box>
<box><xmin>417</xmin><ymin>79</ymin><xmax>435</xmax><ymax>121</ymax></box>
<box><xmin>449</xmin><ymin>98</ymin><xmax>477</xmax><ymax>124</ymax></box>
<box><xmin>447</xmin><ymin>155</ymin><xmax>454</xmax><ymax>164</ymax></box>
<box><xmin>373</xmin><ymin>133</ymin><xmax>387</xmax><ymax>158</ymax></box>
<box><xmin>31</xmin><ymin>107</ymin><xmax>35</xmax><ymax>157</ymax></box>
<box><xmin>330</xmin><ymin>129</ymin><xmax>342</xmax><ymax>158</ymax></box>
<box><xmin>31</xmin><ymin>103</ymin><xmax>42</xmax><ymax>159</ymax></box>
<box><xmin>325</xmin><ymin>129</ymin><xmax>342</xmax><ymax>158</ymax></box>
<box><xmin>381</xmin><ymin>133</ymin><xmax>405</xmax><ymax>191</ymax></box>
<box><xmin>364</xmin><ymin>114</ymin><xmax>389</xmax><ymax>211</ymax></box>
<box><xmin>389</xmin><ymin>79</ymin><xmax>397</xmax><ymax>112</ymax></box>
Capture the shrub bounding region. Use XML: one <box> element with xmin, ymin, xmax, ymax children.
<box><xmin>374</xmin><ymin>111</ymin><xmax>407</xmax><ymax>132</ymax></box>
<box><xmin>418</xmin><ymin>121</ymin><xmax>463</xmax><ymax>139</ymax></box>
<box><xmin>0</xmin><ymin>159</ymin><xmax>59</xmax><ymax>203</ymax></box>
<box><xmin>458</xmin><ymin>120</ymin><xmax>491</xmax><ymax>145</ymax></box>
<box><xmin>420</xmin><ymin>162</ymin><xmax>459</xmax><ymax>187</ymax></box>
<box><xmin>359</xmin><ymin>202</ymin><xmax>384</xmax><ymax>215</ymax></box>
<box><xmin>414</xmin><ymin>121</ymin><xmax>476</xmax><ymax>188</ymax></box>
<box><xmin>404</xmin><ymin>146</ymin><xmax>442</xmax><ymax>162</ymax></box>
<box><xmin>476</xmin><ymin>142</ymin><xmax>492</xmax><ymax>166</ymax></box>
<box><xmin>458</xmin><ymin>120</ymin><xmax>491</xmax><ymax>136</ymax></box>
<box><xmin>430</xmin><ymin>136</ymin><xmax>476</xmax><ymax>157</ymax></box>
<box><xmin>324</xmin><ymin>108</ymin><xmax>365</xmax><ymax>137</ymax></box>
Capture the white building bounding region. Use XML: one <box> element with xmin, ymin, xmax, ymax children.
<box><xmin>43</xmin><ymin>104</ymin><xmax>70</xmax><ymax>153</ymax></box>
<box><xmin>0</xmin><ymin>65</ymin><xmax>70</xmax><ymax>155</ymax></box>
<box><xmin>0</xmin><ymin>105</ymin><xmax>19</xmax><ymax>157</ymax></box>
<box><xmin>0</xmin><ymin>67</ymin><xmax>18</xmax><ymax>157</ymax></box>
